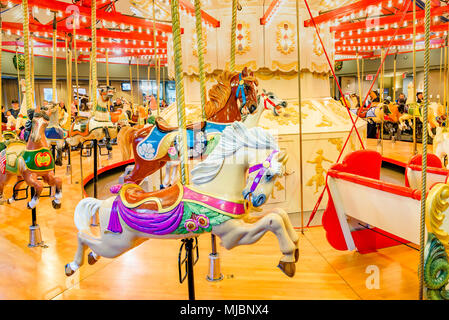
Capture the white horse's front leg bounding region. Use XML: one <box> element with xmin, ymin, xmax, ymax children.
<box><xmin>270</xmin><ymin>208</ymin><xmax>299</xmax><ymax>262</ymax></box>
<box><xmin>213</xmin><ymin>214</ymin><xmax>297</xmax><ymax>277</ymax></box>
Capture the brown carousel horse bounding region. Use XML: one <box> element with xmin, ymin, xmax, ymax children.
<box><xmin>0</xmin><ymin>105</ymin><xmax>63</xmax><ymax>209</ymax></box>
<box><xmin>117</xmin><ymin>67</ymin><xmax>259</xmax><ymax>185</ymax></box>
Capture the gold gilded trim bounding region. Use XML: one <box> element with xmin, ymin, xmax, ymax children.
<box><xmin>426</xmin><ymin>183</ymin><xmax>449</xmax><ymax>254</ymax></box>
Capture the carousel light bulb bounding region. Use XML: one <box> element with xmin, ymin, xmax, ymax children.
<box><xmin>46</xmin><ymin>8</ymin><xmax>50</xmax><ymax>15</ymax></box>
<box><xmin>7</xmin><ymin>1</ymin><xmax>12</xmax><ymax>8</ymax></box>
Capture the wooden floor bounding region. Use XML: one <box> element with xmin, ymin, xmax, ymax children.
<box><xmin>365</xmin><ymin>138</ymin><xmax>426</xmax><ymax>166</ymax></box>
<box><xmin>0</xmin><ymin>144</ymin><xmax>420</xmax><ymax>300</ymax></box>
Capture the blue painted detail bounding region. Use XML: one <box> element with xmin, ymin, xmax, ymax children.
<box><xmin>45</xmin><ymin>127</ymin><xmax>65</xmax><ymax>140</ymax></box>
<box><xmin>137</xmin><ymin>122</ymin><xmax>229</xmax><ymax>161</ymax></box>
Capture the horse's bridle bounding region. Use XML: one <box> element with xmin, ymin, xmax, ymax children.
<box><xmin>236</xmin><ymin>73</ymin><xmax>247</xmax><ymax>108</ymax></box>
<box><xmin>247</xmin><ymin>150</ymin><xmax>279</xmax><ymax>194</ymax></box>
<box><xmin>261</xmin><ymin>92</ymin><xmax>277</xmax><ymax>110</ymax></box>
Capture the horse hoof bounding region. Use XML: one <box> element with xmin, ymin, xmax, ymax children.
<box><xmin>65</xmin><ymin>264</ymin><xmax>75</xmax><ymax>277</ymax></box>
<box><xmin>88</xmin><ymin>252</ymin><xmax>98</xmax><ymax>265</ymax></box>
<box><xmin>294</xmin><ymin>248</ymin><xmax>299</xmax><ymax>263</ymax></box>
<box><xmin>278</xmin><ymin>261</ymin><xmax>296</xmax><ymax>278</ymax></box>
<box><xmin>27</xmin><ymin>202</ymin><xmax>35</xmax><ymax>210</ymax></box>
<box><xmin>52</xmin><ymin>201</ymin><xmax>61</xmax><ymax>209</ymax></box>
<box><xmin>55</xmin><ymin>159</ymin><xmax>63</xmax><ymax>167</ymax></box>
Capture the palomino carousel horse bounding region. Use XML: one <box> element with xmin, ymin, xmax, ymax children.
<box><xmin>161</xmin><ymin>90</ymin><xmax>288</xmax><ymax>188</ymax></box>
<box><xmin>65</xmin><ymin>122</ymin><xmax>299</xmax><ymax>278</ymax></box>
<box><xmin>0</xmin><ymin>106</ymin><xmax>63</xmax><ymax>209</ymax></box>
<box><xmin>15</xmin><ymin>79</ymin><xmax>30</xmax><ymax>131</ymax></box>
<box><xmin>45</xmin><ymin>102</ymin><xmax>66</xmax><ymax>166</ymax></box>
<box><xmin>67</xmin><ymin>86</ymin><xmax>118</xmax><ymax>151</ymax></box>
<box><xmin>118</xmin><ymin>68</ymin><xmax>259</xmax><ymax>185</ymax></box>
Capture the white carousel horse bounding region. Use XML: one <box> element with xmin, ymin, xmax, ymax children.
<box><xmin>16</xmin><ymin>79</ymin><xmax>31</xmax><ymax>130</ymax></box>
<box><xmin>45</xmin><ymin>102</ymin><xmax>66</xmax><ymax>166</ymax></box>
<box><xmin>65</xmin><ymin>122</ymin><xmax>299</xmax><ymax>278</ymax></box>
<box><xmin>67</xmin><ymin>86</ymin><xmax>118</xmax><ymax>151</ymax></box>
<box><xmin>161</xmin><ymin>90</ymin><xmax>288</xmax><ymax>189</ymax></box>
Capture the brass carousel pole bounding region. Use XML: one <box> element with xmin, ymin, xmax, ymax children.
<box><xmin>296</xmin><ymin>0</ymin><xmax>304</xmax><ymax>233</ymax></box>
<box><xmin>15</xmin><ymin>45</ymin><xmax>21</xmax><ymax>106</ymax></box>
<box><xmin>22</xmin><ymin>0</ymin><xmax>42</xmax><ymax>246</ymax></box>
<box><xmin>444</xmin><ymin>40</ymin><xmax>447</xmax><ymax>112</ymax></box>
<box><xmin>129</xmin><ymin>58</ymin><xmax>134</xmax><ymax>108</ymax></box>
<box><xmin>171</xmin><ymin>0</ymin><xmax>195</xmax><ymax>300</ymax></box>
<box><xmin>74</xmin><ymin>25</ymin><xmax>79</xmax><ymax>112</ymax></box>
<box><xmin>413</xmin><ymin>0</ymin><xmax>417</xmax><ymax>155</ymax></box>
<box><xmin>152</xmin><ymin>0</ymin><xmax>160</xmax><ymax>116</ymax></box>
<box><xmin>136</xmin><ymin>57</ymin><xmax>140</xmax><ymax>106</ymax></box>
<box><xmin>444</xmin><ymin>25</ymin><xmax>449</xmax><ymax>122</ymax></box>
<box><xmin>439</xmin><ymin>44</ymin><xmax>443</xmax><ymax>104</ymax></box>
<box><xmin>194</xmin><ymin>0</ymin><xmax>221</xmax><ymax>281</ymax></box>
<box><xmin>380</xmin><ymin>48</ymin><xmax>384</xmax><ymax>155</ymax></box>
<box><xmin>419</xmin><ymin>0</ymin><xmax>431</xmax><ymax>300</ymax></box>
<box><xmin>230</xmin><ymin>0</ymin><xmax>238</xmax><ymax>72</ymax></box>
<box><xmin>23</xmin><ymin>24</ymin><xmax>31</xmax><ymax>111</ymax></box>
<box><xmin>52</xmin><ymin>13</ymin><xmax>57</xmax><ymax>102</ymax></box>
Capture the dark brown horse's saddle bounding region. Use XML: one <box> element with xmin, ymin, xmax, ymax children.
<box><xmin>155</xmin><ymin>117</ymin><xmax>207</xmax><ymax>133</ymax></box>
<box><xmin>122</xmin><ymin>183</ymin><xmax>183</xmax><ymax>212</ymax></box>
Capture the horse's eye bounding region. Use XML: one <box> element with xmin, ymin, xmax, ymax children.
<box><xmin>265</xmin><ymin>172</ymin><xmax>274</xmax><ymax>182</ymax></box>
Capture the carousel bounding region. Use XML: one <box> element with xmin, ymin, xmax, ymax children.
<box><xmin>0</xmin><ymin>0</ymin><xmax>448</xmax><ymax>302</ymax></box>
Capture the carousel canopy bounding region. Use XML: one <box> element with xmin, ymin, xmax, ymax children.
<box><xmin>0</xmin><ymin>0</ymin><xmax>446</xmax><ymax>66</ymax></box>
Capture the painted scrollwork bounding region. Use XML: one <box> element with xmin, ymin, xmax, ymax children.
<box><xmin>235</xmin><ymin>22</ymin><xmax>251</xmax><ymax>55</ymax></box>
<box><xmin>276</xmin><ymin>21</ymin><xmax>295</xmax><ymax>55</ymax></box>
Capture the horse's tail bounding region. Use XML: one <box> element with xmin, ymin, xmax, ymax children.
<box><xmin>118</xmin><ymin>126</ymin><xmax>137</xmax><ymax>161</ymax></box>
<box><xmin>74</xmin><ymin>198</ymin><xmax>102</xmax><ymax>232</ymax></box>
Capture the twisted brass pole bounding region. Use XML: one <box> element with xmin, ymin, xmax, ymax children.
<box><xmin>296</xmin><ymin>0</ymin><xmax>304</xmax><ymax>234</ymax></box>
<box><xmin>194</xmin><ymin>0</ymin><xmax>207</xmax><ymax>120</ymax></box>
<box><xmin>91</xmin><ymin>0</ymin><xmax>97</xmax><ymax>108</ymax></box>
<box><xmin>170</xmin><ymin>0</ymin><xmax>189</xmax><ymax>185</ymax></box>
<box><xmin>419</xmin><ymin>0</ymin><xmax>431</xmax><ymax>301</ymax></box>
<box><xmin>52</xmin><ymin>13</ymin><xmax>57</xmax><ymax>102</ymax></box>
<box><xmin>230</xmin><ymin>0</ymin><xmax>237</xmax><ymax>72</ymax></box>
<box><xmin>22</xmin><ymin>0</ymin><xmax>32</xmax><ymax>111</ymax></box>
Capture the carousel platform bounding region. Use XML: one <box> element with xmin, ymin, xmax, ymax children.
<box><xmin>366</xmin><ymin>138</ymin><xmax>428</xmax><ymax>168</ymax></box>
<box><xmin>0</xmin><ymin>145</ymin><xmax>419</xmax><ymax>300</ymax></box>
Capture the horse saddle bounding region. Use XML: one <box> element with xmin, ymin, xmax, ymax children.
<box><xmin>71</xmin><ymin>117</ymin><xmax>90</xmax><ymax>136</ymax></box>
<box><xmin>120</xmin><ymin>183</ymin><xmax>183</xmax><ymax>213</ymax></box>
<box><xmin>110</xmin><ymin>110</ymin><xmax>122</xmax><ymax>123</ymax></box>
<box><xmin>5</xmin><ymin>141</ymin><xmax>26</xmax><ymax>173</ymax></box>
<box><xmin>155</xmin><ymin>117</ymin><xmax>207</xmax><ymax>133</ymax></box>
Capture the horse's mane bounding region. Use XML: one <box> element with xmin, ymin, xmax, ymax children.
<box><xmin>191</xmin><ymin>121</ymin><xmax>278</xmax><ymax>185</ymax></box>
<box><xmin>204</xmin><ymin>71</ymin><xmax>236</xmax><ymax>119</ymax></box>
<box><xmin>204</xmin><ymin>71</ymin><xmax>259</xmax><ymax>119</ymax></box>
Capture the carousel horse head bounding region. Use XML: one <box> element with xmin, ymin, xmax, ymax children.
<box><xmin>231</xmin><ymin>67</ymin><xmax>259</xmax><ymax>116</ymax></box>
<box><xmin>242</xmin><ymin>150</ymin><xmax>288</xmax><ymax>208</ymax></box>
<box><xmin>260</xmin><ymin>89</ymin><xmax>287</xmax><ymax>116</ymax></box>
<box><xmin>99</xmin><ymin>85</ymin><xmax>116</xmax><ymax>102</ymax></box>
<box><xmin>369</xmin><ymin>90</ymin><xmax>380</xmax><ymax>102</ymax></box>
<box><xmin>29</xmin><ymin>106</ymin><xmax>51</xmax><ymax>144</ymax></box>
